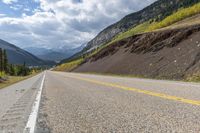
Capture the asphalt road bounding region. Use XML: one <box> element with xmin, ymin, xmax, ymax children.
<box><xmin>36</xmin><ymin>71</ymin><xmax>200</xmax><ymax>133</ymax></box>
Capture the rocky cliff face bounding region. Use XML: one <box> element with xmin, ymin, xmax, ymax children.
<box><xmin>84</xmin><ymin>0</ymin><xmax>200</xmax><ymax>52</ymax></box>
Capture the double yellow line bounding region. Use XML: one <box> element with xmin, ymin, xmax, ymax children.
<box><xmin>68</xmin><ymin>75</ymin><xmax>200</xmax><ymax>106</ymax></box>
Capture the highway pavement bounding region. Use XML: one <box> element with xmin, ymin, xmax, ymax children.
<box><xmin>37</xmin><ymin>71</ymin><xmax>200</xmax><ymax>133</ymax></box>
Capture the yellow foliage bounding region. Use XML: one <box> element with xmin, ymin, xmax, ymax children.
<box><xmin>146</xmin><ymin>3</ymin><xmax>200</xmax><ymax>31</ymax></box>
<box><xmin>54</xmin><ymin>58</ymin><xmax>84</xmax><ymax>71</ymax></box>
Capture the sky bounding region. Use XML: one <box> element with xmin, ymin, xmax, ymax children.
<box><xmin>0</xmin><ymin>0</ymin><xmax>156</xmax><ymax>50</ymax></box>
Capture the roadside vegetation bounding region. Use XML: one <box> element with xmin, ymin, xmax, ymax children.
<box><xmin>55</xmin><ymin>2</ymin><xmax>200</xmax><ymax>74</ymax></box>
<box><xmin>0</xmin><ymin>74</ymin><xmax>38</xmax><ymax>89</ymax></box>
<box><xmin>0</xmin><ymin>48</ymin><xmax>42</xmax><ymax>88</ymax></box>
<box><xmin>146</xmin><ymin>2</ymin><xmax>200</xmax><ymax>31</ymax></box>
<box><xmin>54</xmin><ymin>58</ymin><xmax>84</xmax><ymax>71</ymax></box>
<box><xmin>186</xmin><ymin>72</ymin><xmax>200</xmax><ymax>82</ymax></box>
<box><xmin>110</xmin><ymin>22</ymin><xmax>151</xmax><ymax>44</ymax></box>
<box><xmin>111</xmin><ymin>2</ymin><xmax>200</xmax><ymax>44</ymax></box>
<box><xmin>0</xmin><ymin>48</ymin><xmax>32</xmax><ymax>77</ymax></box>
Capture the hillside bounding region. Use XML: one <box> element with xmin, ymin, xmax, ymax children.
<box><xmin>0</xmin><ymin>39</ymin><xmax>55</xmax><ymax>66</ymax></box>
<box><xmin>83</xmin><ymin>0</ymin><xmax>200</xmax><ymax>52</ymax></box>
<box><xmin>74</xmin><ymin>24</ymin><xmax>200</xmax><ymax>80</ymax></box>
<box><xmin>56</xmin><ymin>0</ymin><xmax>200</xmax><ymax>80</ymax></box>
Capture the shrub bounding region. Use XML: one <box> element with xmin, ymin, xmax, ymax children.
<box><xmin>186</xmin><ymin>72</ymin><xmax>200</xmax><ymax>82</ymax></box>
<box><xmin>55</xmin><ymin>58</ymin><xmax>84</xmax><ymax>71</ymax></box>
<box><xmin>146</xmin><ymin>3</ymin><xmax>200</xmax><ymax>31</ymax></box>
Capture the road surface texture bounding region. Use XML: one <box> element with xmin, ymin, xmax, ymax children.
<box><xmin>0</xmin><ymin>73</ymin><xmax>44</xmax><ymax>133</ymax></box>
<box><xmin>37</xmin><ymin>71</ymin><xmax>200</xmax><ymax>133</ymax></box>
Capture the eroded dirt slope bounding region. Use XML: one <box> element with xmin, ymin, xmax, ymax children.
<box><xmin>74</xmin><ymin>25</ymin><xmax>200</xmax><ymax>80</ymax></box>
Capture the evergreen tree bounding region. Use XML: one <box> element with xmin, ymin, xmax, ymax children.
<box><xmin>0</xmin><ymin>48</ymin><xmax>3</xmax><ymax>73</ymax></box>
<box><xmin>23</xmin><ymin>62</ymin><xmax>27</xmax><ymax>76</ymax></box>
<box><xmin>3</xmin><ymin>50</ymin><xmax>8</xmax><ymax>73</ymax></box>
<box><xmin>0</xmin><ymin>49</ymin><xmax>32</xmax><ymax>77</ymax></box>
<box><xmin>9</xmin><ymin>64</ymin><xmax>15</xmax><ymax>76</ymax></box>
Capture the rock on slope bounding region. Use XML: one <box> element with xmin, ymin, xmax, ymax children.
<box><xmin>74</xmin><ymin>25</ymin><xmax>200</xmax><ymax>80</ymax></box>
<box><xmin>0</xmin><ymin>39</ymin><xmax>54</xmax><ymax>66</ymax></box>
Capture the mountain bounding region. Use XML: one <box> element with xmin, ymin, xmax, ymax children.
<box><xmin>25</xmin><ymin>47</ymin><xmax>66</xmax><ymax>62</ymax></box>
<box><xmin>25</xmin><ymin>44</ymin><xmax>85</xmax><ymax>62</ymax></box>
<box><xmin>24</xmin><ymin>47</ymin><xmax>52</xmax><ymax>56</ymax></box>
<box><xmin>55</xmin><ymin>0</ymin><xmax>200</xmax><ymax>80</ymax></box>
<box><xmin>0</xmin><ymin>39</ymin><xmax>55</xmax><ymax>66</ymax></box>
<box><xmin>59</xmin><ymin>43</ymin><xmax>86</xmax><ymax>64</ymax></box>
<box><xmin>83</xmin><ymin>0</ymin><xmax>200</xmax><ymax>52</ymax></box>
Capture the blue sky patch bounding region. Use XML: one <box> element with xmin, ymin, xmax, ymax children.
<box><xmin>0</xmin><ymin>0</ymin><xmax>40</xmax><ymax>17</ymax></box>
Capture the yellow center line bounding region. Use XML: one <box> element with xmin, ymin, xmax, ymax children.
<box><xmin>66</xmin><ymin>75</ymin><xmax>200</xmax><ymax>106</ymax></box>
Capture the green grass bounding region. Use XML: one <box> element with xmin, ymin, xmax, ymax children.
<box><xmin>0</xmin><ymin>71</ymin><xmax>6</xmax><ymax>78</ymax></box>
<box><xmin>110</xmin><ymin>22</ymin><xmax>151</xmax><ymax>44</ymax></box>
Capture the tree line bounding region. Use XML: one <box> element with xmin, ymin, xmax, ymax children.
<box><xmin>0</xmin><ymin>48</ymin><xmax>31</xmax><ymax>77</ymax></box>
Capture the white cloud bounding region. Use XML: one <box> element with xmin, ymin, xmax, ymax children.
<box><xmin>0</xmin><ymin>0</ymin><xmax>156</xmax><ymax>49</ymax></box>
<box><xmin>2</xmin><ymin>0</ymin><xmax>18</xmax><ymax>4</ymax></box>
<box><xmin>0</xmin><ymin>14</ymin><xmax>6</xmax><ymax>17</ymax></box>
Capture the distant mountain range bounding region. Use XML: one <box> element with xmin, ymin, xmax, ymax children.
<box><xmin>0</xmin><ymin>39</ymin><xmax>55</xmax><ymax>66</ymax></box>
<box><xmin>25</xmin><ymin>44</ymin><xmax>86</xmax><ymax>62</ymax></box>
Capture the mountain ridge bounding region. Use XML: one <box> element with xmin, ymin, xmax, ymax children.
<box><xmin>26</xmin><ymin>44</ymin><xmax>86</xmax><ymax>62</ymax></box>
<box><xmin>0</xmin><ymin>39</ymin><xmax>55</xmax><ymax>66</ymax></box>
<box><xmin>84</xmin><ymin>0</ymin><xmax>200</xmax><ymax>52</ymax></box>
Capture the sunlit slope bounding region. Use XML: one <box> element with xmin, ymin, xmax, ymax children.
<box><xmin>112</xmin><ymin>2</ymin><xmax>200</xmax><ymax>44</ymax></box>
<box><xmin>84</xmin><ymin>0</ymin><xmax>200</xmax><ymax>52</ymax></box>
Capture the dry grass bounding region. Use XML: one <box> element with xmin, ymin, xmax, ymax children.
<box><xmin>157</xmin><ymin>14</ymin><xmax>200</xmax><ymax>31</ymax></box>
<box><xmin>0</xmin><ymin>73</ymin><xmax>39</xmax><ymax>89</ymax></box>
<box><xmin>146</xmin><ymin>3</ymin><xmax>200</xmax><ymax>31</ymax></box>
<box><xmin>186</xmin><ymin>72</ymin><xmax>200</xmax><ymax>82</ymax></box>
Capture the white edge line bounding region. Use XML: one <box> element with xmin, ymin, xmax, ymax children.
<box><xmin>24</xmin><ymin>71</ymin><xmax>46</xmax><ymax>133</ymax></box>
